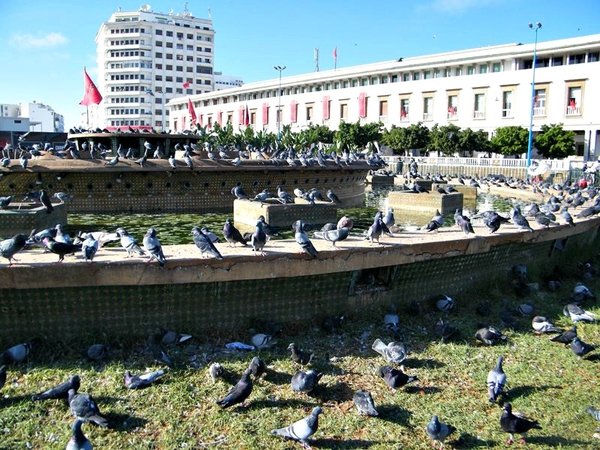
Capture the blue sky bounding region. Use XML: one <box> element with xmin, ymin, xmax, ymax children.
<box><xmin>2</xmin><ymin>0</ymin><xmax>599</xmax><ymax>129</ymax></box>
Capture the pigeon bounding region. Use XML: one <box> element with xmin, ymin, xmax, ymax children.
<box><xmin>531</xmin><ymin>316</ymin><xmax>561</xmax><ymax>334</ymax></box>
<box><xmin>353</xmin><ymin>389</ymin><xmax>379</xmax><ymax>416</ymax></box>
<box><xmin>563</xmin><ymin>303</ymin><xmax>596</xmax><ymax>323</ymax></box>
<box><xmin>336</xmin><ymin>215</ymin><xmax>354</xmax><ymax>230</ymax></box>
<box><xmin>366</xmin><ymin>211</ymin><xmax>391</xmax><ymax>244</ymax></box>
<box><xmin>291</xmin><ymin>369</ymin><xmax>322</xmax><ymax>394</ymax></box>
<box><xmin>208</xmin><ymin>362</ymin><xmax>224</xmax><ymax>384</ymax></box>
<box><xmin>321</xmin><ymin>314</ymin><xmax>345</xmax><ymax>334</ymax></box>
<box><xmin>249</xmin><ymin>356</ymin><xmax>266</xmax><ymax>380</ymax></box>
<box><xmin>586</xmin><ymin>406</ymin><xmax>600</xmax><ymax>421</ymax></box>
<box><xmin>39</xmin><ymin>189</ymin><xmax>54</xmax><ymax>214</ymax></box>
<box><xmin>288</xmin><ymin>343</ymin><xmax>314</xmax><ymax>366</ymax></box>
<box><xmin>86</xmin><ymin>344</ymin><xmax>108</xmax><ymax>362</ymax></box>
<box><xmin>68</xmin><ymin>389</ymin><xmax>108</xmax><ymax>428</ymax></box>
<box><xmin>516</xmin><ymin>301</ymin><xmax>535</xmax><ymax>317</ymax></box>
<box><xmin>0</xmin><ymin>195</ymin><xmax>12</xmax><ymax>209</ymax></box>
<box><xmin>250</xmin><ymin>220</ymin><xmax>267</xmax><ymax>255</ymax></box>
<box><xmin>424</xmin><ymin>209</ymin><xmax>444</xmax><ymax>232</ymax></box>
<box><xmin>571</xmin><ymin>337</ymin><xmax>596</xmax><ymax>360</ymax></box>
<box><xmin>32</xmin><ymin>374</ymin><xmax>81</xmax><ymax>401</ymax></box>
<box><xmin>371</xmin><ymin>338</ymin><xmax>407</xmax><ymax>364</ymax></box>
<box><xmin>377</xmin><ymin>365</ymin><xmax>418</xmax><ymax>390</ymax></box>
<box><xmin>433</xmin><ymin>317</ymin><xmax>460</xmax><ymax>342</ymax></box>
<box><xmin>0</xmin><ymin>233</ymin><xmax>28</xmax><ymax>266</ymax></box>
<box><xmin>223</xmin><ymin>218</ymin><xmax>247</xmax><ymax>247</ymax></box>
<box><xmin>433</xmin><ymin>294</ymin><xmax>455</xmax><ymax>313</ymax></box>
<box><xmin>383</xmin><ymin>304</ymin><xmax>400</xmax><ymax>337</ymax></box>
<box><xmin>81</xmin><ymin>236</ymin><xmax>99</xmax><ymax>262</ymax></box>
<box><xmin>483</xmin><ymin>211</ymin><xmax>510</xmax><ymax>233</ymax></box>
<box><xmin>426</xmin><ymin>415</ymin><xmax>457</xmax><ymax>449</ymax></box>
<box><xmin>147</xmin><ymin>334</ymin><xmax>173</xmax><ymax>367</ymax></box>
<box><xmin>550</xmin><ymin>325</ymin><xmax>577</xmax><ymax>344</ymax></box>
<box><xmin>510</xmin><ymin>205</ymin><xmax>534</xmax><ymax>232</ymax></box>
<box><xmin>251</xmin><ymin>333</ymin><xmax>277</xmax><ymax>349</ymax></box>
<box><xmin>256</xmin><ymin>215</ymin><xmax>280</xmax><ymax>240</ymax></box>
<box><xmin>115</xmin><ymin>227</ymin><xmax>146</xmax><ymax>257</ymax></box>
<box><xmin>216</xmin><ymin>368</ymin><xmax>253</xmax><ymax>408</ymax></box>
<box><xmin>487</xmin><ymin>356</ymin><xmax>507</xmax><ymax>403</ymax></box>
<box><xmin>560</xmin><ymin>206</ymin><xmax>576</xmax><ymax>227</ymax></box>
<box><xmin>454</xmin><ymin>209</ymin><xmax>474</xmax><ymax>235</ymax></box>
<box><xmin>270</xmin><ymin>406</ymin><xmax>322</xmax><ymax>448</ymax></box>
<box><xmin>200</xmin><ymin>227</ymin><xmax>221</xmax><ymax>243</ymax></box>
<box><xmin>143</xmin><ymin>227</ymin><xmax>166</xmax><ymax>267</ymax></box>
<box><xmin>383</xmin><ymin>207</ymin><xmax>396</xmax><ymax>229</ymax></box>
<box><xmin>54</xmin><ymin>224</ymin><xmax>73</xmax><ymax>245</ymax></box>
<box><xmin>327</xmin><ymin>189</ymin><xmax>342</xmax><ymax>204</ymax></box>
<box><xmin>159</xmin><ymin>328</ymin><xmax>192</xmax><ymax>346</ymax></box>
<box><xmin>66</xmin><ymin>419</ymin><xmax>92</xmax><ymax>450</ymax></box>
<box><xmin>231</xmin><ymin>185</ymin><xmax>249</xmax><ymax>200</ymax></box>
<box><xmin>312</xmin><ymin>227</ymin><xmax>350</xmax><ymax>249</ymax></box>
<box><xmin>500</xmin><ymin>402</ymin><xmax>541</xmax><ymax>445</ymax></box>
<box><xmin>124</xmin><ymin>368</ymin><xmax>169</xmax><ymax>389</ymax></box>
<box><xmin>293</xmin><ymin>220</ymin><xmax>318</xmax><ymax>258</ymax></box>
<box><xmin>2</xmin><ymin>341</ymin><xmax>34</xmax><ymax>364</ymax></box>
<box><xmin>77</xmin><ymin>231</ymin><xmax>119</xmax><ymax>248</ymax></box>
<box><xmin>572</xmin><ymin>282</ymin><xmax>596</xmax><ymax>303</ymax></box>
<box><xmin>0</xmin><ymin>365</ymin><xmax>6</xmax><ymax>390</ymax></box>
<box><xmin>104</xmin><ymin>155</ymin><xmax>119</xmax><ymax>166</ymax></box>
<box><xmin>191</xmin><ymin>227</ymin><xmax>223</xmax><ymax>260</ymax></box>
<box><xmin>475</xmin><ymin>326</ymin><xmax>507</xmax><ymax>345</ymax></box>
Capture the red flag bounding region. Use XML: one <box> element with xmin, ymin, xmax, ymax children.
<box><xmin>333</xmin><ymin>47</ymin><xmax>337</xmax><ymax>59</ymax></box>
<box><xmin>79</xmin><ymin>68</ymin><xmax>102</xmax><ymax>106</ymax></box>
<box><xmin>188</xmin><ymin>98</ymin><xmax>197</xmax><ymax>125</ymax></box>
<box><xmin>569</xmin><ymin>99</ymin><xmax>576</xmax><ymax>108</ymax></box>
<box><xmin>400</xmin><ymin>108</ymin><xmax>407</xmax><ymax>118</ymax></box>
<box><xmin>244</xmin><ymin>104</ymin><xmax>250</xmax><ymax>126</ymax></box>
<box><xmin>183</xmin><ymin>81</ymin><xmax>190</xmax><ymax>89</ymax></box>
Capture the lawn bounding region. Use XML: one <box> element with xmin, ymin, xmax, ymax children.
<box><xmin>1</xmin><ymin>255</ymin><xmax>599</xmax><ymax>449</ymax></box>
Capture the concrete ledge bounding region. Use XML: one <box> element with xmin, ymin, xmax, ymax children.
<box><xmin>0</xmin><ymin>202</ymin><xmax>67</xmax><ymax>237</ymax></box>
<box><xmin>387</xmin><ymin>191</ymin><xmax>463</xmax><ymax>215</ymax></box>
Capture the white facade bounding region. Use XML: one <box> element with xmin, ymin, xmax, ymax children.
<box><xmin>94</xmin><ymin>5</ymin><xmax>215</xmax><ymax>130</ymax></box>
<box><xmin>0</xmin><ymin>102</ymin><xmax>64</xmax><ymax>132</ymax></box>
<box><xmin>214</xmin><ymin>72</ymin><xmax>244</xmax><ymax>91</ymax></box>
<box><xmin>169</xmin><ymin>33</ymin><xmax>600</xmax><ymax>159</ymax></box>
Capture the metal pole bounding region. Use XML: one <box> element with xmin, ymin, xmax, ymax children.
<box><xmin>161</xmin><ymin>91</ymin><xmax>166</xmax><ymax>131</ymax></box>
<box><xmin>274</xmin><ymin>65</ymin><xmax>286</xmax><ymax>141</ymax></box>
<box><xmin>526</xmin><ymin>23</ymin><xmax>542</xmax><ymax>178</ymax></box>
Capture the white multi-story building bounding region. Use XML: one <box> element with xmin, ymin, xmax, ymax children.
<box><xmin>0</xmin><ymin>102</ymin><xmax>64</xmax><ymax>132</ymax></box>
<box><xmin>94</xmin><ymin>5</ymin><xmax>215</xmax><ymax>130</ymax></box>
<box><xmin>214</xmin><ymin>72</ymin><xmax>244</xmax><ymax>91</ymax></box>
<box><xmin>169</xmin><ymin>33</ymin><xmax>600</xmax><ymax>159</ymax></box>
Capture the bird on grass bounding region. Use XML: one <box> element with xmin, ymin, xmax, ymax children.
<box><xmin>288</xmin><ymin>343</ymin><xmax>314</xmax><ymax>366</ymax></box>
<box><xmin>353</xmin><ymin>389</ymin><xmax>378</xmax><ymax>416</ymax></box>
<box><xmin>208</xmin><ymin>362</ymin><xmax>224</xmax><ymax>384</ymax></box>
<box><xmin>270</xmin><ymin>406</ymin><xmax>322</xmax><ymax>449</ymax></box>
<box><xmin>115</xmin><ymin>227</ymin><xmax>146</xmax><ymax>258</ymax></box>
<box><xmin>433</xmin><ymin>294</ymin><xmax>455</xmax><ymax>313</ymax></box>
<box><xmin>68</xmin><ymin>389</ymin><xmax>108</xmax><ymax>428</ymax></box>
<box><xmin>2</xmin><ymin>341</ymin><xmax>35</xmax><ymax>364</ymax></box>
<box><xmin>0</xmin><ymin>233</ymin><xmax>28</xmax><ymax>266</ymax></box>
<box><xmin>143</xmin><ymin>227</ymin><xmax>166</xmax><ymax>268</ymax></box>
<box><xmin>66</xmin><ymin>419</ymin><xmax>92</xmax><ymax>450</ymax></box>
<box><xmin>147</xmin><ymin>334</ymin><xmax>173</xmax><ymax>367</ymax></box>
<box><xmin>475</xmin><ymin>326</ymin><xmax>507</xmax><ymax>346</ymax></box>
<box><xmin>383</xmin><ymin>304</ymin><xmax>400</xmax><ymax>337</ymax></box>
<box><xmin>426</xmin><ymin>415</ymin><xmax>456</xmax><ymax>449</ymax></box>
<box><xmin>216</xmin><ymin>368</ymin><xmax>253</xmax><ymax>408</ymax></box>
<box><xmin>293</xmin><ymin>219</ymin><xmax>318</xmax><ymax>258</ymax></box>
<box><xmin>531</xmin><ymin>316</ymin><xmax>561</xmax><ymax>334</ymax></box>
<box><xmin>191</xmin><ymin>227</ymin><xmax>223</xmax><ymax>260</ymax></box>
<box><xmin>124</xmin><ymin>368</ymin><xmax>169</xmax><ymax>389</ymax></box>
<box><xmin>251</xmin><ymin>333</ymin><xmax>278</xmax><ymax>350</ymax></box>
<box><xmin>32</xmin><ymin>374</ymin><xmax>81</xmax><ymax>401</ymax></box>
<box><xmin>86</xmin><ymin>344</ymin><xmax>108</xmax><ymax>362</ymax></box>
<box><xmin>249</xmin><ymin>356</ymin><xmax>266</xmax><ymax>380</ymax></box>
<box><xmin>434</xmin><ymin>317</ymin><xmax>460</xmax><ymax>342</ymax></box>
<box><xmin>586</xmin><ymin>406</ymin><xmax>600</xmax><ymax>421</ymax></box>
<box><xmin>571</xmin><ymin>337</ymin><xmax>596</xmax><ymax>360</ymax></box>
<box><xmin>371</xmin><ymin>338</ymin><xmax>407</xmax><ymax>364</ymax></box>
<box><xmin>377</xmin><ymin>365</ymin><xmax>418</xmax><ymax>391</ymax></box>
<box><xmin>291</xmin><ymin>369</ymin><xmax>323</xmax><ymax>394</ymax></box>
<box><xmin>500</xmin><ymin>402</ymin><xmax>541</xmax><ymax>445</ymax></box>
<box><xmin>550</xmin><ymin>325</ymin><xmax>577</xmax><ymax>345</ymax></box>
<box><xmin>159</xmin><ymin>328</ymin><xmax>192</xmax><ymax>346</ymax></box>
<box><xmin>487</xmin><ymin>356</ymin><xmax>506</xmax><ymax>403</ymax></box>
<box><xmin>563</xmin><ymin>303</ymin><xmax>596</xmax><ymax>323</ymax></box>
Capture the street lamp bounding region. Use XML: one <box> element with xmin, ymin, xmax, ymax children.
<box><xmin>526</xmin><ymin>22</ymin><xmax>542</xmax><ymax>178</ymax></box>
<box><xmin>274</xmin><ymin>65</ymin><xmax>286</xmax><ymax>141</ymax></box>
<box><xmin>145</xmin><ymin>88</ymin><xmax>166</xmax><ymax>131</ymax></box>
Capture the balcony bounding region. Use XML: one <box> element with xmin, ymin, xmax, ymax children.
<box><xmin>423</xmin><ymin>113</ymin><xmax>433</xmax><ymax>121</ymax></box>
<box><xmin>399</xmin><ymin>115</ymin><xmax>409</xmax><ymax>123</ymax></box>
<box><xmin>473</xmin><ymin>111</ymin><xmax>485</xmax><ymax>119</ymax></box>
<box><xmin>447</xmin><ymin>112</ymin><xmax>458</xmax><ymax>120</ymax></box>
<box><xmin>502</xmin><ymin>109</ymin><xmax>513</xmax><ymax>118</ymax></box>
<box><xmin>566</xmin><ymin>105</ymin><xmax>581</xmax><ymax>116</ymax></box>
<box><xmin>533</xmin><ymin>107</ymin><xmax>546</xmax><ymax>116</ymax></box>
<box><xmin>379</xmin><ymin>115</ymin><xmax>388</xmax><ymax>122</ymax></box>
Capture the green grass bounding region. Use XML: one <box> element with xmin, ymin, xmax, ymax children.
<box><xmin>1</xmin><ymin>260</ymin><xmax>600</xmax><ymax>449</ymax></box>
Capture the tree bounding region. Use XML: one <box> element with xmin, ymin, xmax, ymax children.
<box><xmin>534</xmin><ymin>123</ymin><xmax>576</xmax><ymax>158</ymax></box>
<box><xmin>490</xmin><ymin>126</ymin><xmax>529</xmax><ymax>157</ymax></box>
<box><xmin>380</xmin><ymin>126</ymin><xmax>406</xmax><ymax>154</ymax></box>
<box><xmin>460</xmin><ymin>128</ymin><xmax>492</xmax><ymax>156</ymax></box>
<box><xmin>335</xmin><ymin>121</ymin><xmax>383</xmax><ymax>151</ymax></box>
<box><xmin>429</xmin><ymin>124</ymin><xmax>461</xmax><ymax>156</ymax></box>
<box><xmin>403</xmin><ymin>122</ymin><xmax>430</xmax><ymax>153</ymax></box>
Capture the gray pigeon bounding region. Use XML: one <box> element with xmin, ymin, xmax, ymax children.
<box><xmin>510</xmin><ymin>205</ymin><xmax>534</xmax><ymax>232</ymax></box>
<box><xmin>86</xmin><ymin>344</ymin><xmax>108</xmax><ymax>362</ymax></box>
<box><xmin>531</xmin><ymin>316</ymin><xmax>561</xmax><ymax>334</ymax></box>
<box><xmin>216</xmin><ymin>368</ymin><xmax>253</xmax><ymax>408</ymax></box>
<box><xmin>312</xmin><ymin>227</ymin><xmax>350</xmax><ymax>249</ymax></box>
<box><xmin>39</xmin><ymin>189</ymin><xmax>54</xmax><ymax>214</ymax></box>
<box><xmin>586</xmin><ymin>406</ymin><xmax>600</xmax><ymax>421</ymax></box>
<box><xmin>0</xmin><ymin>233</ymin><xmax>28</xmax><ymax>266</ymax></box>
<box><xmin>288</xmin><ymin>343</ymin><xmax>314</xmax><ymax>366</ymax></box>
<box><xmin>433</xmin><ymin>294</ymin><xmax>455</xmax><ymax>313</ymax></box>
<box><xmin>424</xmin><ymin>209</ymin><xmax>444</xmax><ymax>232</ymax></box>
<box><xmin>223</xmin><ymin>218</ymin><xmax>247</xmax><ymax>247</ymax></box>
<box><xmin>563</xmin><ymin>303</ymin><xmax>596</xmax><ymax>323</ymax></box>
<box><xmin>115</xmin><ymin>227</ymin><xmax>146</xmax><ymax>257</ymax></box>
<box><xmin>208</xmin><ymin>362</ymin><xmax>224</xmax><ymax>384</ymax></box>
<box><xmin>291</xmin><ymin>369</ymin><xmax>322</xmax><ymax>394</ymax></box>
<box><xmin>371</xmin><ymin>338</ymin><xmax>407</xmax><ymax>364</ymax></box>
<box><xmin>143</xmin><ymin>227</ymin><xmax>166</xmax><ymax>267</ymax></box>
<box><xmin>81</xmin><ymin>236</ymin><xmax>99</xmax><ymax>263</ymax></box>
<box><xmin>377</xmin><ymin>365</ymin><xmax>418</xmax><ymax>390</ymax></box>
<box><xmin>560</xmin><ymin>206</ymin><xmax>575</xmax><ymax>227</ymax></box>
<box><xmin>270</xmin><ymin>406</ymin><xmax>322</xmax><ymax>448</ymax></box>
<box><xmin>32</xmin><ymin>374</ymin><xmax>81</xmax><ymax>401</ymax></box>
<box><xmin>353</xmin><ymin>389</ymin><xmax>378</xmax><ymax>416</ymax></box>
<box><xmin>571</xmin><ymin>337</ymin><xmax>596</xmax><ymax>360</ymax></box>
<box><xmin>68</xmin><ymin>389</ymin><xmax>108</xmax><ymax>427</ymax></box>
<box><xmin>66</xmin><ymin>419</ymin><xmax>92</xmax><ymax>450</ymax></box>
<box><xmin>383</xmin><ymin>304</ymin><xmax>400</xmax><ymax>337</ymax></box>
<box><xmin>486</xmin><ymin>355</ymin><xmax>506</xmax><ymax>403</ymax></box>
<box><xmin>550</xmin><ymin>325</ymin><xmax>577</xmax><ymax>344</ymax></box>
<box><xmin>500</xmin><ymin>402</ymin><xmax>541</xmax><ymax>445</ymax></box>
<box><xmin>124</xmin><ymin>368</ymin><xmax>168</xmax><ymax>389</ymax></box>
<box><xmin>250</xmin><ymin>220</ymin><xmax>267</xmax><ymax>256</ymax></box>
<box><xmin>3</xmin><ymin>341</ymin><xmax>34</xmax><ymax>364</ymax></box>
<box><xmin>249</xmin><ymin>356</ymin><xmax>266</xmax><ymax>380</ymax></box>
<box><xmin>426</xmin><ymin>415</ymin><xmax>456</xmax><ymax>449</ymax></box>
<box><xmin>252</xmin><ymin>333</ymin><xmax>278</xmax><ymax>349</ymax></box>
<box><xmin>293</xmin><ymin>220</ymin><xmax>318</xmax><ymax>258</ymax></box>
<box><xmin>191</xmin><ymin>227</ymin><xmax>223</xmax><ymax>260</ymax></box>
<box><xmin>475</xmin><ymin>326</ymin><xmax>507</xmax><ymax>345</ymax></box>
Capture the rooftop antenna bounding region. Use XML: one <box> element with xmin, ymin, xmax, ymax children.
<box><xmin>183</xmin><ymin>2</ymin><xmax>189</xmax><ymax>15</ymax></box>
<box><xmin>139</xmin><ymin>4</ymin><xmax>151</xmax><ymax>12</ymax></box>
<box><xmin>208</xmin><ymin>7</ymin><xmax>212</xmax><ymax>20</ymax></box>
<box><xmin>314</xmin><ymin>48</ymin><xmax>319</xmax><ymax>72</ymax></box>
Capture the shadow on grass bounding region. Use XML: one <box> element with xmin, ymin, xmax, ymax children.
<box><xmin>311</xmin><ymin>437</ymin><xmax>384</xmax><ymax>448</ymax></box>
<box><xmin>506</xmin><ymin>384</ymin><xmax>557</xmax><ymax>400</ymax></box>
<box><xmin>0</xmin><ymin>394</ymin><xmax>30</xmax><ymax>407</ymax></box>
<box><xmin>310</xmin><ymin>380</ymin><xmax>354</xmax><ymax>403</ymax></box>
<box><xmin>104</xmin><ymin>412</ymin><xmax>148</xmax><ymax>431</ymax></box>
<box><xmin>375</xmin><ymin>404</ymin><xmax>413</xmax><ymax>427</ymax></box>
<box><xmin>584</xmin><ymin>353</ymin><xmax>600</xmax><ymax>362</ymax></box>
<box><xmin>249</xmin><ymin>397</ymin><xmax>318</xmax><ymax>410</ymax></box>
<box><xmin>403</xmin><ymin>357</ymin><xmax>446</xmax><ymax>369</ymax></box>
<box><xmin>526</xmin><ymin>435</ymin><xmax>591</xmax><ymax>446</ymax></box>
<box><xmin>453</xmin><ymin>433</ymin><xmax>497</xmax><ymax>448</ymax></box>
<box><xmin>404</xmin><ymin>385</ymin><xmax>442</xmax><ymax>395</ymax></box>
<box><xmin>263</xmin><ymin>368</ymin><xmax>292</xmax><ymax>386</ymax></box>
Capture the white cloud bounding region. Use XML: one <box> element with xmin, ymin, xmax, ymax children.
<box><xmin>9</xmin><ymin>32</ymin><xmax>68</xmax><ymax>49</ymax></box>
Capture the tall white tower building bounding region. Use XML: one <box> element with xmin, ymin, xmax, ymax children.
<box><xmin>94</xmin><ymin>4</ymin><xmax>215</xmax><ymax>130</ymax></box>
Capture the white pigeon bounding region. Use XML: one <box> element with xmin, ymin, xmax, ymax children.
<box><xmin>371</xmin><ymin>338</ymin><xmax>407</xmax><ymax>364</ymax></box>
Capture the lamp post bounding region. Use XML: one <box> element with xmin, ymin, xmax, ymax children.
<box><xmin>526</xmin><ymin>22</ymin><xmax>542</xmax><ymax>178</ymax></box>
<box><xmin>145</xmin><ymin>88</ymin><xmax>166</xmax><ymax>131</ymax></box>
<box><xmin>274</xmin><ymin>65</ymin><xmax>286</xmax><ymax>141</ymax></box>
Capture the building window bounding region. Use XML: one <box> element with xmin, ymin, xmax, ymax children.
<box><xmin>423</xmin><ymin>96</ymin><xmax>433</xmax><ymax>121</ymax></box>
<box><xmin>391</xmin><ymin>75</ymin><xmax>398</xmax><ymax>82</ymax></box>
<box><xmin>552</xmin><ymin>56</ymin><xmax>564</xmax><ymax>66</ymax></box>
<box><xmin>400</xmin><ymin>99</ymin><xmax>409</xmax><ymax>121</ymax></box>
<box><xmin>340</xmin><ymin>103</ymin><xmax>348</xmax><ymax>120</ymax></box>
<box><xmin>381</xmin><ymin>76</ymin><xmax>388</xmax><ymax>84</ymax></box>
<box><xmin>155</xmin><ymin>52</ymin><xmax>162</xmax><ymax>58</ymax></box>
<box><xmin>502</xmin><ymin>90</ymin><xmax>513</xmax><ymax>118</ymax></box>
<box><xmin>334</xmin><ymin>82</ymin><xmax>340</xmax><ymax>89</ymax></box>
<box><xmin>569</xmin><ymin>54</ymin><xmax>585</xmax><ymax>64</ymax></box>
<box><xmin>379</xmin><ymin>99</ymin><xmax>388</xmax><ymax>121</ymax></box>
<box><xmin>166</xmin><ymin>42</ymin><xmax>173</xmax><ymax>48</ymax></box>
<box><xmin>492</xmin><ymin>62</ymin><xmax>502</xmax><ymax>73</ymax></box>
<box><xmin>351</xmin><ymin>79</ymin><xmax>358</xmax><ymax>87</ymax></box>
<box><xmin>447</xmin><ymin>95</ymin><xmax>458</xmax><ymax>119</ymax></box>
<box><xmin>434</xmin><ymin>69</ymin><xmax>441</xmax><ymax>78</ymax></box>
<box><xmin>155</xmin><ymin>29</ymin><xmax>163</xmax><ymax>35</ymax></box>
<box><xmin>533</xmin><ymin>88</ymin><xmax>547</xmax><ymax>116</ymax></box>
<box><xmin>444</xmin><ymin>68</ymin><xmax>451</xmax><ymax>77</ymax></box>
<box><xmin>473</xmin><ymin>93</ymin><xmax>485</xmax><ymax>119</ymax></box>
<box><xmin>424</xmin><ymin>70</ymin><xmax>432</xmax><ymax>79</ymax></box>
<box><xmin>371</xmin><ymin>77</ymin><xmax>378</xmax><ymax>85</ymax></box>
<box><xmin>467</xmin><ymin>66</ymin><xmax>475</xmax><ymax>75</ymax></box>
<box><xmin>156</xmin><ymin>41</ymin><xmax>163</xmax><ymax>47</ymax></box>
<box><xmin>413</xmin><ymin>73</ymin><xmax>420</xmax><ymax>81</ymax></box>
<box><xmin>306</xmin><ymin>106</ymin><xmax>313</xmax><ymax>122</ymax></box>
<box><xmin>566</xmin><ymin>86</ymin><xmax>582</xmax><ymax>116</ymax></box>
<box><xmin>361</xmin><ymin>78</ymin><xmax>368</xmax><ymax>86</ymax></box>
<box><xmin>588</xmin><ymin>52</ymin><xmax>599</xmax><ymax>62</ymax></box>
<box><xmin>166</xmin><ymin>31</ymin><xmax>173</xmax><ymax>37</ymax></box>
<box><xmin>455</xmin><ymin>67</ymin><xmax>462</xmax><ymax>76</ymax></box>
<box><xmin>403</xmin><ymin>73</ymin><xmax>410</xmax><ymax>82</ymax></box>
<box><xmin>479</xmin><ymin>64</ymin><xmax>488</xmax><ymax>74</ymax></box>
